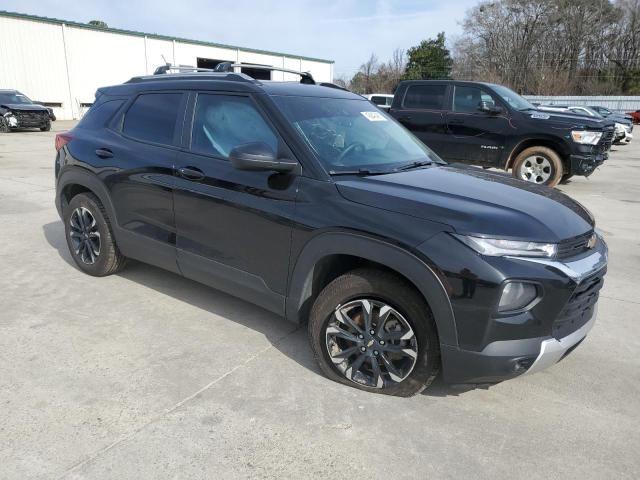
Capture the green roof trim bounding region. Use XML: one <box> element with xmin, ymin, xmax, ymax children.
<box><xmin>0</xmin><ymin>10</ymin><xmax>334</xmax><ymax>64</ymax></box>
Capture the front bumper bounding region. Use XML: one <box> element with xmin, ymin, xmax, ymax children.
<box><xmin>425</xmin><ymin>234</ymin><xmax>608</xmax><ymax>384</ymax></box>
<box><xmin>569</xmin><ymin>153</ymin><xmax>606</xmax><ymax>177</ymax></box>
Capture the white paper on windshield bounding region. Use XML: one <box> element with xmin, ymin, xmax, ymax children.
<box><xmin>360</xmin><ymin>111</ymin><xmax>387</xmax><ymax>122</ymax></box>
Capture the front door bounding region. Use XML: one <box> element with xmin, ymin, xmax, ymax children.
<box><xmin>173</xmin><ymin>92</ymin><xmax>300</xmax><ymax>315</ymax></box>
<box><xmin>445</xmin><ymin>85</ymin><xmax>510</xmax><ymax>166</ymax></box>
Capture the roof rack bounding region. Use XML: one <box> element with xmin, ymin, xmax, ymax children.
<box><xmin>213</xmin><ymin>62</ymin><xmax>315</xmax><ymax>84</ymax></box>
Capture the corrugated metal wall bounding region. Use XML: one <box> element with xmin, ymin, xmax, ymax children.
<box><xmin>524</xmin><ymin>96</ymin><xmax>640</xmax><ymax>114</ymax></box>
<box><xmin>0</xmin><ymin>14</ymin><xmax>333</xmax><ymax>120</ymax></box>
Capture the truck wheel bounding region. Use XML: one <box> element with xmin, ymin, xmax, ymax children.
<box><xmin>308</xmin><ymin>268</ymin><xmax>439</xmax><ymax>397</ymax></box>
<box><xmin>40</xmin><ymin>123</ymin><xmax>51</xmax><ymax>132</ymax></box>
<box><xmin>512</xmin><ymin>146</ymin><xmax>563</xmax><ymax>187</ymax></box>
<box><xmin>64</xmin><ymin>193</ymin><xmax>127</xmax><ymax>277</ymax></box>
<box><xmin>0</xmin><ymin>117</ymin><xmax>10</xmax><ymax>133</ymax></box>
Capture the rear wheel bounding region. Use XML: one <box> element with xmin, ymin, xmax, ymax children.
<box><xmin>512</xmin><ymin>146</ymin><xmax>563</xmax><ymax>187</ymax></box>
<box><xmin>64</xmin><ymin>193</ymin><xmax>126</xmax><ymax>276</ymax></box>
<box><xmin>308</xmin><ymin>268</ymin><xmax>439</xmax><ymax>397</ymax></box>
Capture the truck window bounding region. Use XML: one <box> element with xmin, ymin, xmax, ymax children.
<box><xmin>453</xmin><ymin>86</ymin><xmax>498</xmax><ymax>113</ymax></box>
<box><xmin>403</xmin><ymin>85</ymin><xmax>447</xmax><ymax>110</ymax></box>
<box><xmin>123</xmin><ymin>93</ymin><xmax>183</xmax><ymax>145</ymax></box>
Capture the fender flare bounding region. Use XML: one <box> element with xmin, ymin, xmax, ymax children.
<box><xmin>285</xmin><ymin>232</ymin><xmax>457</xmax><ymax>346</ymax></box>
<box><xmin>56</xmin><ymin>166</ymin><xmax>119</xmax><ymax>228</ymax></box>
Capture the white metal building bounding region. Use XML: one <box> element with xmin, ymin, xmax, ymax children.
<box><xmin>0</xmin><ymin>10</ymin><xmax>334</xmax><ymax>120</ymax></box>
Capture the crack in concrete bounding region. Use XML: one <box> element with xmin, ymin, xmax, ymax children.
<box><xmin>56</xmin><ymin>325</ymin><xmax>300</xmax><ymax>479</ymax></box>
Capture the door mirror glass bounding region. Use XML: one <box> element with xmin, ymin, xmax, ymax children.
<box><xmin>229</xmin><ymin>142</ymin><xmax>298</xmax><ymax>173</ymax></box>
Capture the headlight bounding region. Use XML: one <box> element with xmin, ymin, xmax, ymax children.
<box><xmin>571</xmin><ymin>130</ymin><xmax>602</xmax><ymax>145</ymax></box>
<box><xmin>614</xmin><ymin>123</ymin><xmax>625</xmax><ymax>133</ymax></box>
<box><xmin>6</xmin><ymin>114</ymin><xmax>18</xmax><ymax>127</ymax></box>
<box><xmin>453</xmin><ymin>234</ymin><xmax>557</xmax><ymax>257</ymax></box>
<box><xmin>498</xmin><ymin>282</ymin><xmax>538</xmax><ymax>312</ymax></box>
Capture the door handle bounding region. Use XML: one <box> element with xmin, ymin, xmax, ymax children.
<box><xmin>449</xmin><ymin>119</ymin><xmax>465</xmax><ymax>125</ymax></box>
<box><xmin>95</xmin><ymin>148</ymin><xmax>113</xmax><ymax>158</ymax></box>
<box><xmin>178</xmin><ymin>167</ymin><xmax>205</xmax><ymax>181</ymax></box>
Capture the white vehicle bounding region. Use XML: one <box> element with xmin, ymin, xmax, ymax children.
<box><xmin>364</xmin><ymin>94</ymin><xmax>394</xmax><ymax>111</ymax></box>
<box><xmin>538</xmin><ymin>104</ymin><xmax>632</xmax><ymax>145</ymax></box>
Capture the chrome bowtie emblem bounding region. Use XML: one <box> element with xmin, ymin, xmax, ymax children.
<box><xmin>587</xmin><ymin>233</ymin><xmax>597</xmax><ymax>249</ymax></box>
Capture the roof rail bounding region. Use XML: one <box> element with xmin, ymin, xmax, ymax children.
<box><xmin>213</xmin><ymin>62</ymin><xmax>315</xmax><ymax>84</ymax></box>
<box><xmin>153</xmin><ymin>64</ymin><xmax>216</xmax><ymax>75</ymax></box>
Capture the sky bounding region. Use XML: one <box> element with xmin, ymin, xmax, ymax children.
<box><xmin>0</xmin><ymin>0</ymin><xmax>481</xmax><ymax>77</ymax></box>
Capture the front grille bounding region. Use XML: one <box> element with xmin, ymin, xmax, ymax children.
<box><xmin>14</xmin><ymin>110</ymin><xmax>47</xmax><ymax>127</ymax></box>
<box><xmin>556</xmin><ymin>231</ymin><xmax>594</xmax><ymax>259</ymax></box>
<box><xmin>553</xmin><ymin>268</ymin><xmax>606</xmax><ymax>339</ymax></box>
<box><xmin>596</xmin><ymin>128</ymin><xmax>614</xmax><ymax>153</ymax></box>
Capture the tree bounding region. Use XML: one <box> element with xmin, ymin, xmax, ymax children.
<box><xmin>88</xmin><ymin>20</ymin><xmax>108</xmax><ymax>28</ymax></box>
<box><xmin>403</xmin><ymin>33</ymin><xmax>453</xmax><ymax>80</ymax></box>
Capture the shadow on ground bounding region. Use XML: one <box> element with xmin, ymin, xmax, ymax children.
<box><xmin>43</xmin><ymin>219</ymin><xmax>480</xmax><ymax>398</ymax></box>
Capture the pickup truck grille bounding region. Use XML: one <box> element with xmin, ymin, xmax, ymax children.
<box><xmin>552</xmin><ymin>268</ymin><xmax>605</xmax><ymax>339</ymax></box>
<box><xmin>13</xmin><ymin>110</ymin><xmax>48</xmax><ymax>127</ymax></box>
<box><xmin>596</xmin><ymin>128</ymin><xmax>614</xmax><ymax>153</ymax></box>
<box><xmin>556</xmin><ymin>231</ymin><xmax>594</xmax><ymax>259</ymax></box>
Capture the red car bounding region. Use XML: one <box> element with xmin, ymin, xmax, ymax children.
<box><xmin>627</xmin><ymin>110</ymin><xmax>640</xmax><ymax>124</ymax></box>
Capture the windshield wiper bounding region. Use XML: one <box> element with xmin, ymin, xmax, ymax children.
<box><xmin>397</xmin><ymin>160</ymin><xmax>433</xmax><ymax>171</ymax></box>
<box><xmin>328</xmin><ymin>168</ymin><xmax>390</xmax><ymax>176</ymax></box>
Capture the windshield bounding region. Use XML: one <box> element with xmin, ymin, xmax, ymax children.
<box><xmin>272</xmin><ymin>96</ymin><xmax>441</xmax><ymax>173</ymax></box>
<box><xmin>490</xmin><ymin>85</ymin><xmax>536</xmax><ymax>111</ymax></box>
<box><xmin>0</xmin><ymin>92</ymin><xmax>32</xmax><ymax>105</ymax></box>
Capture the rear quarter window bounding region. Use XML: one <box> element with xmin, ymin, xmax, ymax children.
<box><xmin>122</xmin><ymin>93</ymin><xmax>183</xmax><ymax>145</ymax></box>
<box><xmin>403</xmin><ymin>84</ymin><xmax>447</xmax><ymax>110</ymax></box>
<box><xmin>76</xmin><ymin>99</ymin><xmax>124</xmax><ymax>129</ymax></box>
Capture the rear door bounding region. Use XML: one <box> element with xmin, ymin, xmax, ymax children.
<box><xmin>172</xmin><ymin>92</ymin><xmax>300</xmax><ymax>314</ymax></box>
<box><xmin>105</xmin><ymin>91</ymin><xmax>187</xmax><ymax>273</ymax></box>
<box><xmin>445</xmin><ymin>85</ymin><xmax>510</xmax><ymax>166</ymax></box>
<box><xmin>391</xmin><ymin>83</ymin><xmax>450</xmax><ymax>157</ymax></box>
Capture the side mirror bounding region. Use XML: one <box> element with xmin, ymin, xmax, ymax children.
<box><xmin>479</xmin><ymin>101</ymin><xmax>502</xmax><ymax>115</ymax></box>
<box><xmin>229</xmin><ymin>142</ymin><xmax>298</xmax><ymax>173</ymax></box>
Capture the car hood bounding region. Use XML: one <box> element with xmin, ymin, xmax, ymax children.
<box><xmin>335</xmin><ymin>165</ymin><xmax>593</xmax><ymax>242</ymax></box>
<box><xmin>528</xmin><ymin>109</ymin><xmax>612</xmax><ymax>129</ymax></box>
<box><xmin>1</xmin><ymin>103</ymin><xmax>49</xmax><ymax>112</ymax></box>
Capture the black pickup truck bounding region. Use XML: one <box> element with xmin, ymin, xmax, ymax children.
<box><xmin>389</xmin><ymin>80</ymin><xmax>615</xmax><ymax>186</ymax></box>
<box><xmin>0</xmin><ymin>89</ymin><xmax>52</xmax><ymax>132</ymax></box>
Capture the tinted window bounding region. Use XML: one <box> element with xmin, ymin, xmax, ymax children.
<box><xmin>371</xmin><ymin>96</ymin><xmax>387</xmax><ymax>105</ymax></box>
<box><xmin>123</xmin><ymin>93</ymin><xmax>182</xmax><ymax>145</ymax></box>
<box><xmin>0</xmin><ymin>92</ymin><xmax>32</xmax><ymax>104</ymax></box>
<box><xmin>403</xmin><ymin>85</ymin><xmax>447</xmax><ymax>110</ymax></box>
<box><xmin>453</xmin><ymin>86</ymin><xmax>498</xmax><ymax>113</ymax></box>
<box><xmin>191</xmin><ymin>94</ymin><xmax>277</xmax><ymax>158</ymax></box>
<box><xmin>77</xmin><ymin>99</ymin><xmax>124</xmax><ymax>129</ymax></box>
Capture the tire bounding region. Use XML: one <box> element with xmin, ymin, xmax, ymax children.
<box><xmin>511</xmin><ymin>146</ymin><xmax>563</xmax><ymax>187</ymax></box>
<box><xmin>308</xmin><ymin>268</ymin><xmax>440</xmax><ymax>397</ymax></box>
<box><xmin>0</xmin><ymin>117</ymin><xmax>10</xmax><ymax>133</ymax></box>
<box><xmin>40</xmin><ymin>123</ymin><xmax>51</xmax><ymax>132</ymax></box>
<box><xmin>63</xmin><ymin>192</ymin><xmax>126</xmax><ymax>276</ymax></box>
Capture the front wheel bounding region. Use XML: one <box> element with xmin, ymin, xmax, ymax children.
<box><xmin>40</xmin><ymin>123</ymin><xmax>51</xmax><ymax>132</ymax></box>
<box><xmin>512</xmin><ymin>146</ymin><xmax>563</xmax><ymax>187</ymax></box>
<box><xmin>308</xmin><ymin>268</ymin><xmax>439</xmax><ymax>397</ymax></box>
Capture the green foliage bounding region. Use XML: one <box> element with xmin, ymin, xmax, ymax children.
<box><xmin>403</xmin><ymin>33</ymin><xmax>453</xmax><ymax>80</ymax></box>
<box><xmin>88</xmin><ymin>20</ymin><xmax>108</xmax><ymax>28</ymax></box>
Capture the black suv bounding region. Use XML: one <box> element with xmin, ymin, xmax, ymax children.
<box><xmin>390</xmin><ymin>80</ymin><xmax>614</xmax><ymax>187</ymax></box>
<box><xmin>0</xmin><ymin>89</ymin><xmax>52</xmax><ymax>132</ymax></box>
<box><xmin>54</xmin><ymin>68</ymin><xmax>607</xmax><ymax>396</ymax></box>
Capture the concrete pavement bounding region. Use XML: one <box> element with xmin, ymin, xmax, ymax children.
<box><xmin>0</xmin><ymin>121</ymin><xmax>638</xmax><ymax>479</ymax></box>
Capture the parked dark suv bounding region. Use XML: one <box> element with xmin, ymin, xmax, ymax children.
<box><xmin>0</xmin><ymin>89</ymin><xmax>52</xmax><ymax>132</ymax></box>
<box><xmin>54</xmin><ymin>67</ymin><xmax>607</xmax><ymax>396</ymax></box>
<box><xmin>390</xmin><ymin>80</ymin><xmax>615</xmax><ymax>187</ymax></box>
